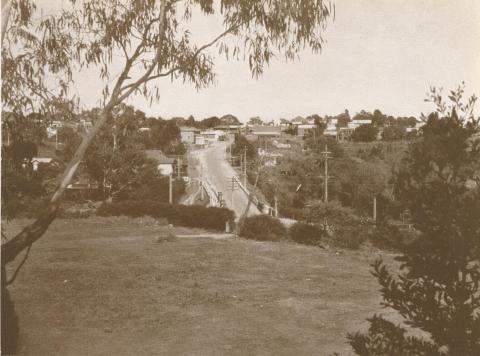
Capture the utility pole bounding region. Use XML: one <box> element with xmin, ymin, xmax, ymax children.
<box><xmin>55</xmin><ymin>130</ymin><xmax>58</xmax><ymax>150</ymax></box>
<box><xmin>177</xmin><ymin>158</ymin><xmax>181</xmax><ymax>178</ymax></box>
<box><xmin>321</xmin><ymin>144</ymin><xmax>331</xmax><ymax>203</ymax></box>
<box><xmin>373</xmin><ymin>196</ymin><xmax>377</xmax><ymax>222</ymax></box>
<box><xmin>243</xmin><ymin>146</ymin><xmax>247</xmax><ymax>187</ymax></box>
<box><xmin>169</xmin><ymin>173</ymin><xmax>173</xmax><ymax>204</ymax></box>
<box><xmin>274</xmin><ymin>195</ymin><xmax>278</xmax><ymax>217</ymax></box>
<box><xmin>200</xmin><ymin>164</ymin><xmax>204</xmax><ymax>200</ymax></box>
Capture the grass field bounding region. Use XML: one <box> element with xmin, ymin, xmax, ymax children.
<box><xmin>5</xmin><ymin>217</ymin><xmax>395</xmax><ymax>356</ymax></box>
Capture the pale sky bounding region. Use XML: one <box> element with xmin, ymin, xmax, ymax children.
<box><xmin>43</xmin><ymin>0</ymin><xmax>480</xmax><ymax>121</ymax></box>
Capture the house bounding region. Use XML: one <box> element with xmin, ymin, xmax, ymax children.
<box><xmin>272</xmin><ymin>140</ymin><xmax>291</xmax><ymax>149</ymax></box>
<box><xmin>250</xmin><ymin>125</ymin><xmax>282</xmax><ymax>138</ymax></box>
<box><xmin>348</xmin><ymin>119</ymin><xmax>372</xmax><ymax>130</ymax></box>
<box><xmin>179</xmin><ymin>126</ymin><xmax>200</xmax><ymax>144</ymax></box>
<box><xmin>145</xmin><ymin>150</ymin><xmax>176</xmax><ymax>175</ymax></box>
<box><xmin>323</xmin><ymin>123</ymin><xmax>338</xmax><ymax>137</ymax></box>
<box><xmin>202</xmin><ymin>130</ymin><xmax>225</xmax><ymax>144</ymax></box>
<box><xmin>297</xmin><ymin>124</ymin><xmax>316</xmax><ymax>137</ymax></box>
<box><xmin>258</xmin><ymin>148</ymin><xmax>283</xmax><ymax>166</ymax></box>
<box><xmin>194</xmin><ymin>134</ymin><xmax>206</xmax><ymax>146</ymax></box>
<box><xmin>30</xmin><ymin>157</ymin><xmax>61</xmax><ymax>171</ymax></box>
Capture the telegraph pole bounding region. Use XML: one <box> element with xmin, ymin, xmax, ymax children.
<box><xmin>177</xmin><ymin>158</ymin><xmax>181</xmax><ymax>178</ymax></box>
<box><xmin>169</xmin><ymin>173</ymin><xmax>173</xmax><ymax>204</ymax></box>
<box><xmin>373</xmin><ymin>196</ymin><xmax>377</xmax><ymax>222</ymax></box>
<box><xmin>243</xmin><ymin>146</ymin><xmax>247</xmax><ymax>187</ymax></box>
<box><xmin>321</xmin><ymin>144</ymin><xmax>331</xmax><ymax>203</ymax></box>
<box><xmin>200</xmin><ymin>164</ymin><xmax>204</xmax><ymax>200</ymax></box>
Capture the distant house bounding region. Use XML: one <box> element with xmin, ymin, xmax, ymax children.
<box><xmin>250</xmin><ymin>125</ymin><xmax>282</xmax><ymax>138</ymax></box>
<box><xmin>272</xmin><ymin>140</ymin><xmax>291</xmax><ymax>149</ymax></box>
<box><xmin>214</xmin><ymin>124</ymin><xmax>243</xmax><ymax>133</ymax></box>
<box><xmin>258</xmin><ymin>148</ymin><xmax>283</xmax><ymax>166</ymax></box>
<box><xmin>30</xmin><ymin>157</ymin><xmax>61</xmax><ymax>171</ymax></box>
<box><xmin>297</xmin><ymin>124</ymin><xmax>316</xmax><ymax>137</ymax></box>
<box><xmin>348</xmin><ymin>119</ymin><xmax>372</xmax><ymax>130</ymax></box>
<box><xmin>323</xmin><ymin>123</ymin><xmax>338</xmax><ymax>137</ymax></box>
<box><xmin>145</xmin><ymin>150</ymin><xmax>176</xmax><ymax>175</ymax></box>
<box><xmin>202</xmin><ymin>130</ymin><xmax>225</xmax><ymax>144</ymax></box>
<box><xmin>179</xmin><ymin>127</ymin><xmax>200</xmax><ymax>144</ymax></box>
<box><xmin>194</xmin><ymin>134</ymin><xmax>206</xmax><ymax>146</ymax></box>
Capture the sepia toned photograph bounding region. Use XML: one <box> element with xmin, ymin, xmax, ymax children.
<box><xmin>1</xmin><ymin>0</ymin><xmax>479</xmax><ymax>355</ymax></box>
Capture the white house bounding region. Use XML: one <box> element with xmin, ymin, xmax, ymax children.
<box><xmin>323</xmin><ymin>123</ymin><xmax>338</xmax><ymax>137</ymax></box>
<box><xmin>297</xmin><ymin>124</ymin><xmax>316</xmax><ymax>136</ymax></box>
<box><xmin>179</xmin><ymin>127</ymin><xmax>200</xmax><ymax>144</ymax></box>
<box><xmin>250</xmin><ymin>125</ymin><xmax>282</xmax><ymax>138</ymax></box>
<box><xmin>145</xmin><ymin>150</ymin><xmax>176</xmax><ymax>175</ymax></box>
<box><xmin>31</xmin><ymin>157</ymin><xmax>60</xmax><ymax>171</ymax></box>
<box><xmin>348</xmin><ymin>119</ymin><xmax>372</xmax><ymax>130</ymax></box>
<box><xmin>202</xmin><ymin>130</ymin><xmax>225</xmax><ymax>143</ymax></box>
<box><xmin>194</xmin><ymin>134</ymin><xmax>206</xmax><ymax>146</ymax></box>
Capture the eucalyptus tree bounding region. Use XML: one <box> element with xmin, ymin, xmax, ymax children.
<box><xmin>1</xmin><ymin>0</ymin><xmax>334</xmax><ymax>263</ymax></box>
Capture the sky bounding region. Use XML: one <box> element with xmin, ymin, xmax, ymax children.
<box><xmin>43</xmin><ymin>0</ymin><xmax>480</xmax><ymax>122</ymax></box>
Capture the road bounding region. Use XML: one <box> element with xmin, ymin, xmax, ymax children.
<box><xmin>193</xmin><ymin>140</ymin><xmax>260</xmax><ymax>219</ymax></box>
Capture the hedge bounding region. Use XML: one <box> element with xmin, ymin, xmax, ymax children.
<box><xmin>289</xmin><ymin>222</ymin><xmax>324</xmax><ymax>246</ymax></box>
<box><xmin>97</xmin><ymin>200</ymin><xmax>235</xmax><ymax>231</ymax></box>
<box><xmin>239</xmin><ymin>215</ymin><xmax>287</xmax><ymax>241</ymax></box>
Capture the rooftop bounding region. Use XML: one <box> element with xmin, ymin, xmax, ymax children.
<box><xmin>145</xmin><ymin>150</ymin><xmax>176</xmax><ymax>164</ymax></box>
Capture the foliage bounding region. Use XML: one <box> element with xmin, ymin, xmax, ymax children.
<box><xmin>349</xmin><ymin>85</ymin><xmax>480</xmax><ymax>355</ymax></box>
<box><xmin>351</xmin><ymin>124</ymin><xmax>379</xmax><ymax>142</ymax></box>
<box><xmin>144</xmin><ymin>118</ymin><xmax>184</xmax><ymax>153</ymax></box>
<box><xmin>239</xmin><ymin>215</ymin><xmax>287</xmax><ymax>242</ymax></box>
<box><xmin>97</xmin><ymin>201</ymin><xmax>234</xmax><ymax>231</ymax></box>
<box><xmin>248</xmin><ymin>117</ymin><xmax>263</xmax><ymax>126</ymax></box>
<box><xmin>381</xmin><ymin>125</ymin><xmax>406</xmax><ymax>141</ymax></box>
<box><xmin>304</xmin><ymin>201</ymin><xmax>368</xmax><ymax>249</ymax></box>
<box><xmin>232</xmin><ymin>133</ymin><xmax>256</xmax><ymax>159</ymax></box>
<box><xmin>288</xmin><ymin>222</ymin><xmax>324</xmax><ymax>246</ymax></box>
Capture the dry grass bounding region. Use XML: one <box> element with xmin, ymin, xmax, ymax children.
<box><xmin>4</xmin><ymin>218</ymin><xmax>394</xmax><ymax>355</ymax></box>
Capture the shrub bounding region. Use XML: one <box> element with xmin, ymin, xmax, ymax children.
<box><xmin>369</xmin><ymin>222</ymin><xmax>415</xmax><ymax>251</ymax></box>
<box><xmin>239</xmin><ymin>215</ymin><xmax>287</xmax><ymax>241</ymax></box>
<box><xmin>289</xmin><ymin>222</ymin><xmax>323</xmax><ymax>246</ymax></box>
<box><xmin>332</xmin><ymin>225</ymin><xmax>368</xmax><ymax>249</ymax></box>
<box><xmin>97</xmin><ymin>200</ymin><xmax>234</xmax><ymax>231</ymax></box>
<box><xmin>303</xmin><ymin>201</ymin><xmax>368</xmax><ymax>249</ymax></box>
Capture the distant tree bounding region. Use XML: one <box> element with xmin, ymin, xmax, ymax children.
<box><xmin>381</xmin><ymin>125</ymin><xmax>406</xmax><ymax>141</ymax></box>
<box><xmin>351</xmin><ymin>124</ymin><xmax>378</xmax><ymax>142</ymax></box>
<box><xmin>145</xmin><ymin>119</ymin><xmax>182</xmax><ymax>152</ymax></box>
<box><xmin>248</xmin><ymin>116</ymin><xmax>263</xmax><ymax>126</ymax></box>
<box><xmin>232</xmin><ymin>134</ymin><xmax>256</xmax><ymax>159</ymax></box>
<box><xmin>372</xmin><ymin>109</ymin><xmax>387</xmax><ymax>127</ymax></box>
<box><xmin>352</xmin><ymin>110</ymin><xmax>373</xmax><ymax>122</ymax></box>
<box><xmin>336</xmin><ymin>110</ymin><xmax>351</xmax><ymax>128</ymax></box>
<box><xmin>200</xmin><ymin>116</ymin><xmax>221</xmax><ymax>129</ymax></box>
<box><xmin>348</xmin><ymin>85</ymin><xmax>480</xmax><ymax>355</ymax></box>
<box><xmin>221</xmin><ymin>114</ymin><xmax>240</xmax><ymax>125</ymax></box>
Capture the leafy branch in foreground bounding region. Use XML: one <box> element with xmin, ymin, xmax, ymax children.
<box><xmin>347</xmin><ymin>85</ymin><xmax>480</xmax><ymax>355</ymax></box>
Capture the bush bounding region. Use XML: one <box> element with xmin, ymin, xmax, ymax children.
<box><xmin>369</xmin><ymin>222</ymin><xmax>412</xmax><ymax>251</ymax></box>
<box><xmin>97</xmin><ymin>200</ymin><xmax>235</xmax><ymax>231</ymax></box>
<box><xmin>332</xmin><ymin>225</ymin><xmax>369</xmax><ymax>249</ymax></box>
<box><xmin>304</xmin><ymin>201</ymin><xmax>368</xmax><ymax>249</ymax></box>
<box><xmin>289</xmin><ymin>222</ymin><xmax>323</xmax><ymax>246</ymax></box>
<box><xmin>239</xmin><ymin>215</ymin><xmax>287</xmax><ymax>241</ymax></box>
